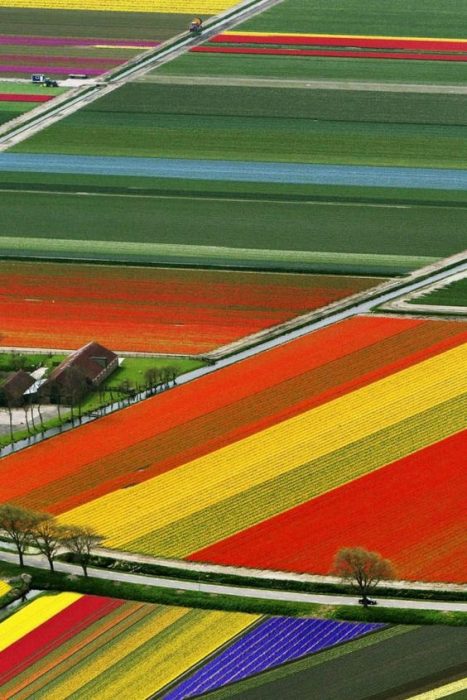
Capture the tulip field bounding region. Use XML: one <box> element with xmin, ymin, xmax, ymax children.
<box><xmin>1</xmin><ymin>315</ymin><xmax>465</xmax><ymax>582</ymax></box>
<box><xmin>0</xmin><ymin>260</ymin><xmax>379</xmax><ymax>353</ymax></box>
<box><xmin>0</xmin><ymin>592</ymin><xmax>382</xmax><ymax>699</ymax></box>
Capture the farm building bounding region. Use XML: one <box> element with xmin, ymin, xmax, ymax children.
<box><xmin>41</xmin><ymin>341</ymin><xmax>118</xmax><ymax>403</ymax></box>
<box><xmin>0</xmin><ymin>370</ymin><xmax>35</xmax><ymax>407</ymax></box>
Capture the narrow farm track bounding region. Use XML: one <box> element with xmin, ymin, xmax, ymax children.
<box><xmin>0</xmin><ymin>0</ymin><xmax>285</xmax><ymax>151</ymax></box>
<box><xmin>141</xmin><ymin>73</ymin><xmax>467</xmax><ymax>94</ymax></box>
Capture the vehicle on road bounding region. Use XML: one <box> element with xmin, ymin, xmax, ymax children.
<box><xmin>189</xmin><ymin>17</ymin><xmax>203</xmax><ymax>35</ymax></box>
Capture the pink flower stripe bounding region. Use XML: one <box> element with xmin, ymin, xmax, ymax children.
<box><xmin>0</xmin><ymin>54</ymin><xmax>122</xmax><ymax>65</ymax></box>
<box><xmin>0</xmin><ymin>35</ymin><xmax>158</xmax><ymax>47</ymax></box>
<box><xmin>0</xmin><ymin>595</ymin><xmax>123</xmax><ymax>686</ymax></box>
<box><xmin>0</xmin><ymin>65</ymin><xmax>106</xmax><ymax>75</ymax></box>
<box><xmin>192</xmin><ymin>46</ymin><xmax>467</xmax><ymax>62</ymax></box>
<box><xmin>213</xmin><ymin>33</ymin><xmax>467</xmax><ymax>51</ymax></box>
<box><xmin>0</xmin><ymin>93</ymin><xmax>52</xmax><ymax>102</ymax></box>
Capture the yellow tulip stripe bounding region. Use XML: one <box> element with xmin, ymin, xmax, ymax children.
<box><xmin>133</xmin><ymin>394</ymin><xmax>466</xmax><ymax>557</ymax></box>
<box><xmin>31</xmin><ymin>604</ymin><xmax>186</xmax><ymax>700</ymax></box>
<box><xmin>0</xmin><ymin>0</ymin><xmax>235</xmax><ymax>12</ymax></box>
<box><xmin>0</xmin><ymin>580</ymin><xmax>11</xmax><ymax>597</ymax></box>
<box><xmin>0</xmin><ymin>593</ymin><xmax>81</xmax><ymax>653</ymax></box>
<box><xmin>72</xmin><ymin>608</ymin><xmax>258</xmax><ymax>699</ymax></box>
<box><xmin>60</xmin><ymin>342</ymin><xmax>467</xmax><ymax>558</ymax></box>
<box><xmin>25</xmin><ymin>605</ymin><xmax>257</xmax><ymax>700</ymax></box>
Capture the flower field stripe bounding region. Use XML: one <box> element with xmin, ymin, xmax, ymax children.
<box><xmin>30</xmin><ymin>320</ymin><xmax>467</xmax><ymax>516</ymax></box>
<box><xmin>6</xmin><ymin>318</ymin><xmax>465</xmax><ymax>516</ymax></box>
<box><xmin>65</xmin><ymin>609</ymin><xmax>258</xmax><ymax>700</ymax></box>
<box><xmin>58</xmin><ymin>342</ymin><xmax>467</xmax><ymax>553</ymax></box>
<box><xmin>165</xmin><ymin>617</ymin><xmax>382</xmax><ymax>699</ymax></box>
<box><xmin>0</xmin><ymin>581</ymin><xmax>10</xmax><ymax>597</ymax></box>
<box><xmin>145</xmin><ymin>392</ymin><xmax>466</xmax><ymax>559</ymax></box>
<box><xmin>0</xmin><ymin>65</ymin><xmax>106</xmax><ymax>75</ymax></box>
<box><xmin>192</xmin><ymin>46</ymin><xmax>467</xmax><ymax>62</ymax></box>
<box><xmin>215</xmin><ymin>32</ymin><xmax>467</xmax><ymax>52</ymax></box>
<box><xmin>0</xmin><ymin>93</ymin><xmax>52</xmax><ymax>102</ymax></box>
<box><xmin>192</xmin><ymin>429</ymin><xmax>467</xmax><ymax>581</ymax></box>
<box><xmin>0</xmin><ymin>36</ymin><xmax>158</xmax><ymax>47</ymax></box>
<box><xmin>2</xmin><ymin>601</ymin><xmax>153</xmax><ymax>699</ymax></box>
<box><xmin>0</xmin><ymin>316</ymin><xmax>425</xmax><ymax>507</ymax></box>
<box><xmin>0</xmin><ymin>595</ymin><xmax>122</xmax><ymax>687</ymax></box>
<box><xmin>0</xmin><ymin>263</ymin><xmax>378</xmax><ymax>354</ymax></box>
<box><xmin>0</xmin><ymin>0</ymin><xmax>236</xmax><ymax>13</ymax></box>
<box><xmin>0</xmin><ymin>55</ymin><xmax>122</xmax><ymax>66</ymax></box>
<box><xmin>0</xmin><ymin>593</ymin><xmax>81</xmax><ymax>653</ymax></box>
<box><xmin>27</xmin><ymin>605</ymin><xmax>189</xmax><ymax>700</ymax></box>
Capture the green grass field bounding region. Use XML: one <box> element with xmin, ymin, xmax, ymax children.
<box><xmin>412</xmin><ymin>277</ymin><xmax>467</xmax><ymax>307</ymax></box>
<box><xmin>1</xmin><ymin>174</ymin><xmax>466</xmax><ymax>272</ymax></box>
<box><xmin>12</xmin><ymin>83</ymin><xmax>467</xmax><ymax>168</ymax></box>
<box><xmin>240</xmin><ymin>0</ymin><xmax>467</xmax><ymax>38</ymax></box>
<box><xmin>153</xmin><ymin>53</ymin><xmax>467</xmax><ymax>85</ymax></box>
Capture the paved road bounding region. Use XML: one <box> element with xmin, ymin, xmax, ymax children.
<box><xmin>2</xmin><ymin>153</ymin><xmax>467</xmax><ymax>189</ymax></box>
<box><xmin>1</xmin><ymin>551</ymin><xmax>466</xmax><ymax>612</ymax></box>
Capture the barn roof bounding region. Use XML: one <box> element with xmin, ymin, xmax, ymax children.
<box><xmin>48</xmin><ymin>341</ymin><xmax>117</xmax><ymax>383</ymax></box>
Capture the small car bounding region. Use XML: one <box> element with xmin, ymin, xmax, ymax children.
<box><xmin>358</xmin><ymin>597</ymin><xmax>377</xmax><ymax>606</ymax></box>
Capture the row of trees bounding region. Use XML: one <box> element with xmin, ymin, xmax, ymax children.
<box><xmin>0</xmin><ymin>505</ymin><xmax>102</xmax><ymax>576</ymax></box>
<box><xmin>0</xmin><ymin>364</ymin><xmax>181</xmax><ymax>446</ymax></box>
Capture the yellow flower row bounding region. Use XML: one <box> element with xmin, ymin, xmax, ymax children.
<box><xmin>60</xmin><ymin>342</ymin><xmax>467</xmax><ymax>555</ymax></box>
<box><xmin>0</xmin><ymin>580</ymin><xmax>11</xmax><ymax>597</ymax></box>
<box><xmin>36</xmin><ymin>605</ymin><xmax>187</xmax><ymax>700</ymax></box>
<box><xmin>132</xmin><ymin>393</ymin><xmax>466</xmax><ymax>557</ymax></box>
<box><xmin>17</xmin><ymin>602</ymin><xmax>257</xmax><ymax>700</ymax></box>
<box><xmin>77</xmin><ymin>609</ymin><xmax>258</xmax><ymax>699</ymax></box>
<box><xmin>0</xmin><ymin>592</ymin><xmax>81</xmax><ymax>653</ymax></box>
<box><xmin>0</xmin><ymin>0</ymin><xmax>236</xmax><ymax>12</ymax></box>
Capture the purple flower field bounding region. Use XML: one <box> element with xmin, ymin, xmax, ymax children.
<box><xmin>164</xmin><ymin>617</ymin><xmax>383</xmax><ymax>699</ymax></box>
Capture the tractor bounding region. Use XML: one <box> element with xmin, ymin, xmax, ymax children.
<box><xmin>189</xmin><ymin>17</ymin><xmax>203</xmax><ymax>35</ymax></box>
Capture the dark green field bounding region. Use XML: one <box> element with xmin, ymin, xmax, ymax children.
<box><xmin>241</xmin><ymin>0</ymin><xmax>467</xmax><ymax>38</ymax></box>
<box><xmin>153</xmin><ymin>52</ymin><xmax>467</xmax><ymax>85</ymax></box>
<box><xmin>0</xmin><ymin>8</ymin><xmax>192</xmax><ymax>41</ymax></box>
<box><xmin>12</xmin><ymin>84</ymin><xmax>467</xmax><ymax>168</ymax></box>
<box><xmin>412</xmin><ymin>278</ymin><xmax>467</xmax><ymax>307</ymax></box>
<box><xmin>1</xmin><ymin>172</ymin><xmax>466</xmax><ymax>272</ymax></box>
<box><xmin>206</xmin><ymin>625</ymin><xmax>467</xmax><ymax>700</ymax></box>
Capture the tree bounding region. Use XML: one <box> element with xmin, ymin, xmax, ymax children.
<box><xmin>331</xmin><ymin>547</ymin><xmax>396</xmax><ymax>606</ymax></box>
<box><xmin>32</xmin><ymin>517</ymin><xmax>68</xmax><ymax>572</ymax></box>
<box><xmin>62</xmin><ymin>526</ymin><xmax>103</xmax><ymax>577</ymax></box>
<box><xmin>0</xmin><ymin>504</ymin><xmax>46</xmax><ymax>567</ymax></box>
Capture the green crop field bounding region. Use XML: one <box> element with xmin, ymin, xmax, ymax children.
<box><xmin>412</xmin><ymin>277</ymin><xmax>467</xmax><ymax>307</ymax></box>
<box><xmin>0</xmin><ymin>8</ymin><xmax>192</xmax><ymax>41</ymax></box>
<box><xmin>241</xmin><ymin>0</ymin><xmax>467</xmax><ymax>38</ymax></box>
<box><xmin>1</xmin><ymin>173</ymin><xmax>466</xmax><ymax>273</ymax></box>
<box><xmin>206</xmin><ymin>625</ymin><xmax>467</xmax><ymax>700</ymax></box>
<box><xmin>153</xmin><ymin>53</ymin><xmax>467</xmax><ymax>85</ymax></box>
<box><xmin>12</xmin><ymin>83</ymin><xmax>467</xmax><ymax>168</ymax></box>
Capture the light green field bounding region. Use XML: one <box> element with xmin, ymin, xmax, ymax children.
<box><xmin>11</xmin><ymin>83</ymin><xmax>467</xmax><ymax>169</ymax></box>
<box><xmin>0</xmin><ymin>176</ymin><xmax>466</xmax><ymax>273</ymax></box>
<box><xmin>240</xmin><ymin>0</ymin><xmax>467</xmax><ymax>38</ymax></box>
<box><xmin>152</xmin><ymin>53</ymin><xmax>467</xmax><ymax>85</ymax></box>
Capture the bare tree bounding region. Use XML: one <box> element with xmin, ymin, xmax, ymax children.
<box><xmin>0</xmin><ymin>504</ymin><xmax>46</xmax><ymax>567</ymax></box>
<box><xmin>62</xmin><ymin>526</ymin><xmax>103</xmax><ymax>577</ymax></box>
<box><xmin>32</xmin><ymin>517</ymin><xmax>68</xmax><ymax>572</ymax></box>
<box><xmin>331</xmin><ymin>547</ymin><xmax>396</xmax><ymax>606</ymax></box>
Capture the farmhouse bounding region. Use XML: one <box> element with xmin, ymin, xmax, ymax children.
<box><xmin>0</xmin><ymin>370</ymin><xmax>35</xmax><ymax>407</ymax></box>
<box><xmin>41</xmin><ymin>341</ymin><xmax>118</xmax><ymax>403</ymax></box>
